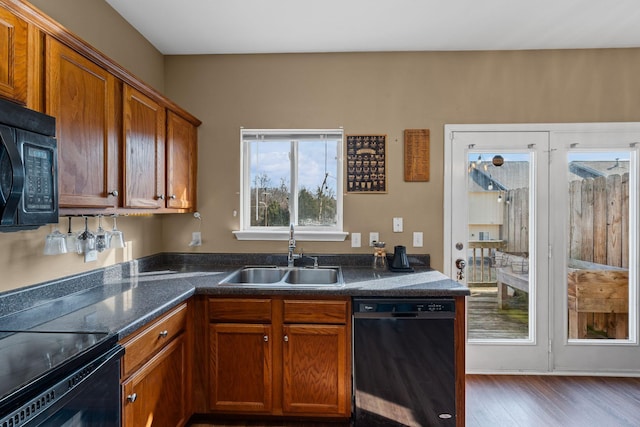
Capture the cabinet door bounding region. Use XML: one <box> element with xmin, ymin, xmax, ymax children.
<box><xmin>0</xmin><ymin>8</ymin><xmax>27</xmax><ymax>104</ymax></box>
<box><xmin>282</xmin><ymin>324</ymin><xmax>350</xmax><ymax>416</ymax></box>
<box><xmin>123</xmin><ymin>84</ymin><xmax>166</xmax><ymax>208</ymax></box>
<box><xmin>122</xmin><ymin>334</ymin><xmax>188</xmax><ymax>427</ymax></box>
<box><xmin>46</xmin><ymin>36</ymin><xmax>119</xmax><ymax>208</ymax></box>
<box><xmin>209</xmin><ymin>323</ymin><xmax>272</xmax><ymax>413</ymax></box>
<box><xmin>166</xmin><ymin>110</ymin><xmax>196</xmax><ymax>210</ymax></box>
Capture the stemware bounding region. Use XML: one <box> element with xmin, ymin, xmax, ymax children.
<box><xmin>95</xmin><ymin>215</ymin><xmax>109</xmax><ymax>252</ymax></box>
<box><xmin>108</xmin><ymin>215</ymin><xmax>126</xmax><ymax>249</ymax></box>
<box><xmin>65</xmin><ymin>217</ymin><xmax>78</xmax><ymax>253</ymax></box>
<box><xmin>76</xmin><ymin>217</ymin><xmax>96</xmax><ymax>254</ymax></box>
<box><xmin>44</xmin><ymin>225</ymin><xmax>68</xmax><ymax>255</ymax></box>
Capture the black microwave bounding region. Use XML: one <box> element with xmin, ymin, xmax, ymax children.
<box><xmin>0</xmin><ymin>98</ymin><xmax>58</xmax><ymax>231</ymax></box>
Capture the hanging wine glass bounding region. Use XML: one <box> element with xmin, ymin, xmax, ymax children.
<box><xmin>44</xmin><ymin>224</ymin><xmax>68</xmax><ymax>256</ymax></box>
<box><xmin>108</xmin><ymin>215</ymin><xmax>126</xmax><ymax>248</ymax></box>
<box><xmin>95</xmin><ymin>215</ymin><xmax>108</xmax><ymax>252</ymax></box>
<box><xmin>65</xmin><ymin>217</ymin><xmax>78</xmax><ymax>253</ymax></box>
<box><xmin>76</xmin><ymin>217</ymin><xmax>96</xmax><ymax>254</ymax></box>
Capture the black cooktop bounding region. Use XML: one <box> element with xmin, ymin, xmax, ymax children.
<box><xmin>0</xmin><ymin>331</ymin><xmax>115</xmax><ymax>405</ymax></box>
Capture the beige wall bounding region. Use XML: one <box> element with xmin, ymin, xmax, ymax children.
<box><xmin>162</xmin><ymin>49</ymin><xmax>640</xmax><ymax>272</ymax></box>
<box><xmin>28</xmin><ymin>0</ymin><xmax>165</xmax><ymax>91</ymax></box>
<box><xmin>4</xmin><ymin>1</ymin><xmax>640</xmax><ymax>293</ymax></box>
<box><xmin>0</xmin><ymin>1</ymin><xmax>166</xmax><ymax>293</ymax></box>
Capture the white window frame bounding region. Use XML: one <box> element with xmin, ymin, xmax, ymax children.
<box><xmin>233</xmin><ymin>128</ymin><xmax>347</xmax><ymax>242</ymax></box>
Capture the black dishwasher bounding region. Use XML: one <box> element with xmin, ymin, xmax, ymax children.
<box><xmin>353</xmin><ymin>298</ymin><xmax>456</xmax><ymax>427</ymax></box>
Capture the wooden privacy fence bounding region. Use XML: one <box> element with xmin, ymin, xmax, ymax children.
<box><xmin>502</xmin><ymin>173</ymin><xmax>629</xmax><ymax>268</ymax></box>
<box><xmin>498</xmin><ymin>173</ymin><xmax>630</xmax><ymax>338</ymax></box>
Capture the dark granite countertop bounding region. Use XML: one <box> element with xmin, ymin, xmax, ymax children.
<box><xmin>0</xmin><ymin>253</ymin><xmax>469</xmax><ymax>340</ymax></box>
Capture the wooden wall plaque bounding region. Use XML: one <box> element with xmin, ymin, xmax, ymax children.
<box><xmin>404</xmin><ymin>129</ymin><xmax>430</xmax><ymax>182</ymax></box>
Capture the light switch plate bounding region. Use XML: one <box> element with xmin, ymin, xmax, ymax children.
<box><xmin>351</xmin><ymin>232</ymin><xmax>361</xmax><ymax>248</ymax></box>
<box><xmin>393</xmin><ymin>217</ymin><xmax>403</xmax><ymax>232</ymax></box>
<box><xmin>413</xmin><ymin>231</ymin><xmax>424</xmax><ymax>247</ymax></box>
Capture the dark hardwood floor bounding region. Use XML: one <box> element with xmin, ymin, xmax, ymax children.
<box><xmin>466</xmin><ymin>375</ymin><xmax>640</xmax><ymax>427</ymax></box>
<box><xmin>190</xmin><ymin>375</ymin><xmax>640</xmax><ymax>427</ymax></box>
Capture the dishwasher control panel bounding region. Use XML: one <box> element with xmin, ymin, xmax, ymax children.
<box><xmin>354</xmin><ymin>298</ymin><xmax>455</xmax><ymax>314</ymax></box>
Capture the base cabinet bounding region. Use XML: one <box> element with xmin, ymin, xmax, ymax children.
<box><xmin>120</xmin><ymin>302</ymin><xmax>191</xmax><ymax>427</ymax></box>
<box><xmin>122</xmin><ymin>335</ymin><xmax>188</xmax><ymax>427</ymax></box>
<box><xmin>282</xmin><ymin>324</ymin><xmax>349</xmax><ymax>415</ymax></box>
<box><xmin>206</xmin><ymin>297</ymin><xmax>351</xmax><ymax>419</ymax></box>
<box><xmin>209</xmin><ymin>323</ymin><xmax>273</xmax><ymax>413</ymax></box>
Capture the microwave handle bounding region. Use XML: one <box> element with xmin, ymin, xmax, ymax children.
<box><xmin>0</xmin><ymin>126</ymin><xmax>25</xmax><ymax>226</ymax></box>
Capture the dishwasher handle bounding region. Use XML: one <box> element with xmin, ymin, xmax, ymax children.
<box><xmin>391</xmin><ymin>312</ymin><xmax>419</xmax><ymax>318</ymax></box>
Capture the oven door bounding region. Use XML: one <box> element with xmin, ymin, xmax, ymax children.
<box><xmin>23</xmin><ymin>345</ymin><xmax>123</xmax><ymax>427</ymax></box>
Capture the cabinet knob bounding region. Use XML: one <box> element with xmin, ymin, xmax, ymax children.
<box><xmin>263</xmin><ymin>335</ymin><xmax>268</xmax><ymax>342</ymax></box>
<box><xmin>127</xmin><ymin>393</ymin><xmax>137</xmax><ymax>403</ymax></box>
<box><xmin>108</xmin><ymin>190</ymin><xmax>119</xmax><ymax>197</ymax></box>
<box><xmin>157</xmin><ymin>194</ymin><xmax>165</xmax><ymax>200</ymax></box>
<box><xmin>169</xmin><ymin>194</ymin><xmax>176</xmax><ymax>199</ymax></box>
<box><xmin>284</xmin><ymin>335</ymin><xmax>289</xmax><ymax>342</ymax></box>
<box><xmin>159</xmin><ymin>330</ymin><xmax>169</xmax><ymax>338</ymax></box>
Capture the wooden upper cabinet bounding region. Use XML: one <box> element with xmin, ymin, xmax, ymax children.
<box><xmin>46</xmin><ymin>36</ymin><xmax>119</xmax><ymax>208</ymax></box>
<box><xmin>166</xmin><ymin>111</ymin><xmax>197</xmax><ymax>210</ymax></box>
<box><xmin>0</xmin><ymin>7</ymin><xmax>28</xmax><ymax>105</ymax></box>
<box><xmin>123</xmin><ymin>84</ymin><xmax>166</xmax><ymax>209</ymax></box>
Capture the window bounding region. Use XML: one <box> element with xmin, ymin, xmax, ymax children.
<box><xmin>234</xmin><ymin>129</ymin><xmax>346</xmax><ymax>241</ymax></box>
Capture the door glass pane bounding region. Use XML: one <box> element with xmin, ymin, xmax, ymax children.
<box><xmin>467</xmin><ymin>152</ymin><xmax>531</xmax><ymax>340</ymax></box>
<box><xmin>567</xmin><ymin>152</ymin><xmax>630</xmax><ymax>340</ymax></box>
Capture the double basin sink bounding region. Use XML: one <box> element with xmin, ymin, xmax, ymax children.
<box><xmin>219</xmin><ymin>265</ymin><xmax>344</xmax><ymax>288</ymax></box>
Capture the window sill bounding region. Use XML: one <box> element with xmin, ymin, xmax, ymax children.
<box><xmin>233</xmin><ymin>230</ymin><xmax>348</xmax><ymax>242</ymax></box>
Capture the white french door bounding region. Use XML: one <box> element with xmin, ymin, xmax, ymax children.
<box><xmin>550</xmin><ymin>131</ymin><xmax>639</xmax><ymax>373</ymax></box>
<box><xmin>445</xmin><ymin>124</ymin><xmax>640</xmax><ymax>374</ymax></box>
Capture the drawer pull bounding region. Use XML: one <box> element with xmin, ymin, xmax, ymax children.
<box><xmin>263</xmin><ymin>335</ymin><xmax>268</xmax><ymax>342</ymax></box>
<box><xmin>284</xmin><ymin>335</ymin><xmax>289</xmax><ymax>342</ymax></box>
<box><xmin>159</xmin><ymin>330</ymin><xmax>169</xmax><ymax>338</ymax></box>
<box><xmin>127</xmin><ymin>393</ymin><xmax>137</xmax><ymax>403</ymax></box>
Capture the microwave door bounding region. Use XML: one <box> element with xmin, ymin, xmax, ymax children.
<box><xmin>0</xmin><ymin>125</ymin><xmax>24</xmax><ymax>226</ymax></box>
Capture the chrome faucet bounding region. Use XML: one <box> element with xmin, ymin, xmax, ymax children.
<box><xmin>287</xmin><ymin>224</ymin><xmax>302</xmax><ymax>267</ymax></box>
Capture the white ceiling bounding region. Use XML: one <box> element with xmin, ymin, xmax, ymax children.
<box><xmin>105</xmin><ymin>0</ymin><xmax>640</xmax><ymax>55</ymax></box>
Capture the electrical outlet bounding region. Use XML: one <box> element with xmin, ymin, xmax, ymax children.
<box><xmin>393</xmin><ymin>217</ymin><xmax>403</xmax><ymax>232</ymax></box>
<box><xmin>351</xmin><ymin>232</ymin><xmax>361</xmax><ymax>248</ymax></box>
<box><xmin>84</xmin><ymin>249</ymin><xmax>98</xmax><ymax>263</ymax></box>
<box><xmin>189</xmin><ymin>231</ymin><xmax>202</xmax><ymax>247</ymax></box>
<box><xmin>369</xmin><ymin>232</ymin><xmax>379</xmax><ymax>246</ymax></box>
<box><xmin>413</xmin><ymin>231</ymin><xmax>424</xmax><ymax>247</ymax></box>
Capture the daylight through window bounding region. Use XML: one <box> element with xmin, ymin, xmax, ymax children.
<box><xmin>240</xmin><ymin>129</ymin><xmax>344</xmax><ymax>232</ymax></box>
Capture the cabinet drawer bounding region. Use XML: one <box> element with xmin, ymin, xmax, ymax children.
<box><xmin>283</xmin><ymin>299</ymin><xmax>349</xmax><ymax>324</ymax></box>
<box><xmin>121</xmin><ymin>303</ymin><xmax>187</xmax><ymax>378</ymax></box>
<box><xmin>209</xmin><ymin>298</ymin><xmax>272</xmax><ymax>323</ymax></box>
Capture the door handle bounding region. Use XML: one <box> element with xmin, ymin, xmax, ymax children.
<box><xmin>455</xmin><ymin>258</ymin><xmax>466</xmax><ymax>281</ymax></box>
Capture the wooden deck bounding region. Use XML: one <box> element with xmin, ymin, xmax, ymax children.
<box><xmin>467</xmin><ymin>286</ymin><xmax>529</xmax><ymax>340</ymax></box>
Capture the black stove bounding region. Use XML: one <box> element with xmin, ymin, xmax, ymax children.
<box><xmin>0</xmin><ymin>331</ymin><xmax>113</xmax><ymax>402</ymax></box>
<box><xmin>0</xmin><ymin>330</ymin><xmax>122</xmax><ymax>426</ymax></box>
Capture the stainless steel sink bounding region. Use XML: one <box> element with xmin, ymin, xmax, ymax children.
<box><xmin>285</xmin><ymin>268</ymin><xmax>339</xmax><ymax>285</ymax></box>
<box><xmin>221</xmin><ymin>267</ymin><xmax>287</xmax><ymax>284</ymax></box>
<box><xmin>218</xmin><ymin>266</ymin><xmax>344</xmax><ymax>287</ymax></box>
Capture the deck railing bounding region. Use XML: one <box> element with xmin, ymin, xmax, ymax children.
<box><xmin>467</xmin><ymin>240</ymin><xmax>505</xmax><ymax>286</ymax></box>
